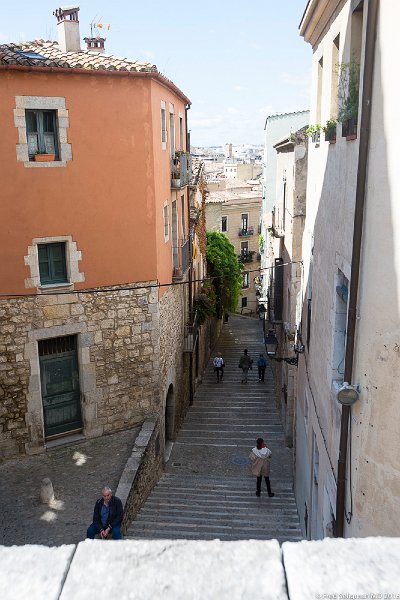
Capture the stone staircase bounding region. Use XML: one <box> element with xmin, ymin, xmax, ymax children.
<box><xmin>127</xmin><ymin>315</ymin><xmax>303</xmax><ymax>544</ymax></box>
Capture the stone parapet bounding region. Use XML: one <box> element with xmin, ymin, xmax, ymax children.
<box><xmin>1</xmin><ymin>537</ymin><xmax>399</xmax><ymax>599</ymax></box>
<box><xmin>116</xmin><ymin>417</ymin><xmax>162</xmax><ymax>533</ymax></box>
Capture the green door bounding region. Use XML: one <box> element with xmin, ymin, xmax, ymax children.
<box><xmin>39</xmin><ymin>336</ymin><xmax>82</xmax><ymax>438</ymax></box>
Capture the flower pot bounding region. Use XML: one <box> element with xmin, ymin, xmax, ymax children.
<box><xmin>34</xmin><ymin>153</ymin><xmax>56</xmax><ymax>162</ymax></box>
<box><xmin>342</xmin><ymin>118</ymin><xmax>357</xmax><ymax>140</ymax></box>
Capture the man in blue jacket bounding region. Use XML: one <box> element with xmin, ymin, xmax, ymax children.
<box><xmin>86</xmin><ymin>486</ymin><xmax>124</xmax><ymax>539</ymax></box>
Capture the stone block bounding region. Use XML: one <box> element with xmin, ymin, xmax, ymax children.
<box><xmin>0</xmin><ymin>544</ymin><xmax>75</xmax><ymax>600</ymax></box>
<box><xmin>115</xmin><ymin>325</ymin><xmax>131</xmax><ymax>338</ymax></box>
<box><xmin>282</xmin><ymin>537</ymin><xmax>400</xmax><ymax>600</ymax></box>
<box><xmin>61</xmin><ymin>539</ymin><xmax>286</xmax><ymax>600</ymax></box>
<box><xmin>42</xmin><ymin>305</ymin><xmax>70</xmax><ymax>319</ymax></box>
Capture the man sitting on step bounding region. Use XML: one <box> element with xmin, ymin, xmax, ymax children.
<box><xmin>86</xmin><ymin>486</ymin><xmax>123</xmax><ymax>540</ymax></box>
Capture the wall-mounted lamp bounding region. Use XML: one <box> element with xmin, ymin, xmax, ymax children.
<box><xmin>264</xmin><ymin>329</ymin><xmax>304</xmax><ymax>366</ymax></box>
<box><xmin>336</xmin><ymin>382</ymin><xmax>360</xmax><ymax>406</ymax></box>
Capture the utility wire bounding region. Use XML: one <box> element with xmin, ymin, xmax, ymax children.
<box><xmin>0</xmin><ymin>260</ymin><xmax>302</xmax><ymax>298</ymax></box>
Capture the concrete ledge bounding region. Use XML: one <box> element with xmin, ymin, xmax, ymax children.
<box><xmin>283</xmin><ymin>536</ymin><xmax>400</xmax><ymax>600</ymax></box>
<box><xmin>115</xmin><ymin>417</ymin><xmax>163</xmax><ymax>533</ymax></box>
<box><xmin>60</xmin><ymin>539</ymin><xmax>286</xmax><ymax>600</ymax></box>
<box><xmin>1</xmin><ymin>537</ymin><xmax>400</xmax><ymax>598</ymax></box>
<box><xmin>0</xmin><ymin>544</ymin><xmax>75</xmax><ymax>600</ymax></box>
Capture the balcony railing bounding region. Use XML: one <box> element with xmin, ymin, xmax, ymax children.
<box><xmin>238</xmin><ymin>227</ymin><xmax>254</xmax><ymax>237</ymax></box>
<box><xmin>183</xmin><ymin>311</ymin><xmax>199</xmax><ymax>353</ymax></box>
<box><xmin>172</xmin><ymin>237</ymin><xmax>191</xmax><ymax>279</ymax></box>
<box><xmin>238</xmin><ymin>251</ymin><xmax>255</xmax><ymax>264</ymax></box>
<box><xmin>171</xmin><ymin>151</ymin><xmax>191</xmax><ymax>189</ymax></box>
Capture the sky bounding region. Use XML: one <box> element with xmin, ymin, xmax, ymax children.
<box><xmin>1</xmin><ymin>1</ymin><xmax>312</xmax><ymax>146</ymax></box>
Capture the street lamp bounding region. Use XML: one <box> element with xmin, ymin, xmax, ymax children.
<box><xmin>264</xmin><ymin>329</ymin><xmax>304</xmax><ymax>366</ymax></box>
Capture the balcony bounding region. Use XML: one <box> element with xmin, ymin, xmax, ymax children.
<box><xmin>183</xmin><ymin>311</ymin><xmax>199</xmax><ymax>353</ymax></box>
<box><xmin>238</xmin><ymin>227</ymin><xmax>254</xmax><ymax>237</ymax></box>
<box><xmin>172</xmin><ymin>237</ymin><xmax>191</xmax><ymax>279</ymax></box>
<box><xmin>238</xmin><ymin>251</ymin><xmax>255</xmax><ymax>264</ymax></box>
<box><xmin>171</xmin><ymin>151</ymin><xmax>191</xmax><ymax>189</ymax></box>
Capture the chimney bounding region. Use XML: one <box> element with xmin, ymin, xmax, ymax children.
<box><xmin>53</xmin><ymin>6</ymin><xmax>81</xmax><ymax>53</ymax></box>
<box><xmin>83</xmin><ymin>36</ymin><xmax>106</xmax><ymax>54</ymax></box>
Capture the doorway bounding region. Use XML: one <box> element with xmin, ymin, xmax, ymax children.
<box><xmin>39</xmin><ymin>335</ymin><xmax>82</xmax><ymax>439</ymax></box>
<box><xmin>164</xmin><ymin>384</ymin><xmax>175</xmax><ymax>461</ymax></box>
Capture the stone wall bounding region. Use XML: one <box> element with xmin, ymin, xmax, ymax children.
<box><xmin>0</xmin><ymin>283</ymin><xmax>160</xmax><ymax>458</ymax></box>
<box><xmin>158</xmin><ymin>283</ymin><xmax>190</xmax><ymax>440</ymax></box>
<box><xmin>117</xmin><ymin>418</ymin><xmax>162</xmax><ymax>533</ymax></box>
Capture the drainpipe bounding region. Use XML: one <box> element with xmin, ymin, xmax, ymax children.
<box><xmin>335</xmin><ymin>0</ymin><xmax>379</xmax><ymax>538</ymax></box>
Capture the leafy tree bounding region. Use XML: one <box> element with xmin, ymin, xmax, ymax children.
<box><xmin>206</xmin><ymin>231</ymin><xmax>243</xmax><ymax>317</ymax></box>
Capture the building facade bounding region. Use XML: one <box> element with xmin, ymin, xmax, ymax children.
<box><xmin>205</xmin><ymin>183</ymin><xmax>262</xmax><ymax>314</ymax></box>
<box><xmin>265</xmin><ymin>128</ymin><xmax>308</xmax><ymax>447</ymax></box>
<box><xmin>296</xmin><ymin>0</ymin><xmax>400</xmax><ymax>539</ymax></box>
<box><xmin>0</xmin><ymin>7</ymin><xmax>196</xmax><ymax>458</ymax></box>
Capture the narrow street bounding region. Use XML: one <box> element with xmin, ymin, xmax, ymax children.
<box><xmin>127</xmin><ymin>314</ymin><xmax>303</xmax><ymax>543</ymax></box>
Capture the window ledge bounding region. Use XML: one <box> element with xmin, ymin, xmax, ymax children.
<box><xmin>38</xmin><ymin>282</ymin><xmax>74</xmax><ymax>293</ymax></box>
<box><xmin>24</xmin><ymin>161</ymin><xmax>67</xmax><ymax>168</ymax></box>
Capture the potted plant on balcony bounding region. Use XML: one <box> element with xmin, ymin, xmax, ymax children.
<box><xmin>306</xmin><ymin>124</ymin><xmax>321</xmax><ymax>145</ymax></box>
<box><xmin>338</xmin><ymin>60</ymin><xmax>359</xmax><ymax>140</ymax></box>
<box><xmin>323</xmin><ymin>119</ymin><xmax>337</xmax><ymax>143</ymax></box>
<box><xmin>34</xmin><ymin>150</ymin><xmax>56</xmax><ymax>162</ymax></box>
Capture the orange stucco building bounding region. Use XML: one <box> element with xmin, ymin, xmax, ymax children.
<box><xmin>0</xmin><ymin>6</ymin><xmax>202</xmax><ymax>458</ymax></box>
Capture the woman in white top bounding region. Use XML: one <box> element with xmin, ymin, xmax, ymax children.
<box><xmin>213</xmin><ymin>352</ymin><xmax>225</xmax><ymax>382</ymax></box>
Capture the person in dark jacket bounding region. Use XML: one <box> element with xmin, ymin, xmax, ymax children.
<box><xmin>257</xmin><ymin>353</ymin><xmax>267</xmax><ymax>382</ymax></box>
<box><xmin>86</xmin><ymin>486</ymin><xmax>124</xmax><ymax>539</ymax></box>
<box><xmin>238</xmin><ymin>349</ymin><xmax>253</xmax><ymax>383</ymax></box>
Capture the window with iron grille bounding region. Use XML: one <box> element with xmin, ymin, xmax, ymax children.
<box><xmin>241</xmin><ymin>297</ymin><xmax>247</xmax><ymax>308</ymax></box>
<box><xmin>38</xmin><ymin>242</ymin><xmax>68</xmax><ymax>285</ymax></box>
<box><xmin>26</xmin><ymin>110</ymin><xmax>59</xmax><ymax>160</ymax></box>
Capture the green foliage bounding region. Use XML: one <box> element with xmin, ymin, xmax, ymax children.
<box><xmin>258</xmin><ymin>234</ymin><xmax>265</xmax><ymax>253</ymax></box>
<box><xmin>306</xmin><ymin>124</ymin><xmax>321</xmax><ymax>137</ymax></box>
<box><xmin>193</xmin><ymin>281</ymin><xmax>216</xmax><ymax>325</ymax></box>
<box><xmin>206</xmin><ymin>231</ymin><xmax>243</xmax><ymax>315</ymax></box>
<box><xmin>323</xmin><ymin>119</ymin><xmax>337</xmax><ymax>132</ymax></box>
<box><xmin>338</xmin><ymin>61</ymin><xmax>360</xmax><ymax>122</ymax></box>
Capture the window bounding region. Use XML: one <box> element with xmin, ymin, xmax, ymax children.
<box><xmin>241</xmin><ymin>297</ymin><xmax>248</xmax><ymax>308</ymax></box>
<box><xmin>169</xmin><ymin>108</ymin><xmax>175</xmax><ymax>158</ymax></box>
<box><xmin>330</xmin><ymin>35</ymin><xmax>340</xmax><ymax>118</ymax></box>
<box><xmin>163</xmin><ymin>202</ymin><xmax>169</xmax><ymax>240</ymax></box>
<box><xmin>241</xmin><ymin>213</ymin><xmax>249</xmax><ymax>231</ymax></box>
<box><xmin>26</xmin><ymin>110</ymin><xmax>58</xmax><ymax>160</ymax></box>
<box><xmin>332</xmin><ymin>269</ymin><xmax>348</xmax><ymax>383</ymax></box>
<box><xmin>14</xmin><ymin>96</ymin><xmax>72</xmax><ymax>167</ymax></box>
<box><xmin>161</xmin><ymin>102</ymin><xmax>167</xmax><ymax>148</ymax></box>
<box><xmin>221</xmin><ymin>216</ymin><xmax>228</xmax><ymax>232</ymax></box>
<box><xmin>241</xmin><ymin>241</ymin><xmax>249</xmax><ymax>255</ymax></box>
<box><xmin>242</xmin><ymin>271</ymin><xmax>249</xmax><ymax>289</ymax></box>
<box><xmin>316</xmin><ymin>56</ymin><xmax>324</xmax><ymax>125</ymax></box>
<box><xmin>24</xmin><ymin>235</ymin><xmax>84</xmax><ymax>290</ymax></box>
<box><xmin>179</xmin><ymin>115</ymin><xmax>184</xmax><ymax>150</ymax></box>
<box><xmin>181</xmin><ymin>194</ymin><xmax>186</xmax><ymax>238</ymax></box>
<box><xmin>38</xmin><ymin>242</ymin><xmax>68</xmax><ymax>285</ymax></box>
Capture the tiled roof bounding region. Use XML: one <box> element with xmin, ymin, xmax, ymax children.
<box><xmin>206</xmin><ymin>190</ymin><xmax>262</xmax><ymax>204</ymax></box>
<box><xmin>0</xmin><ymin>40</ymin><xmax>157</xmax><ymax>72</ymax></box>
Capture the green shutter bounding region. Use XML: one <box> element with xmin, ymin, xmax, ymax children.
<box><xmin>38</xmin><ymin>243</ymin><xmax>68</xmax><ymax>285</ymax></box>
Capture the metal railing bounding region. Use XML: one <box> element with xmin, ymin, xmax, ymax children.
<box><xmin>171</xmin><ymin>151</ymin><xmax>191</xmax><ymax>188</ymax></box>
<box><xmin>172</xmin><ymin>237</ymin><xmax>191</xmax><ymax>279</ymax></box>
